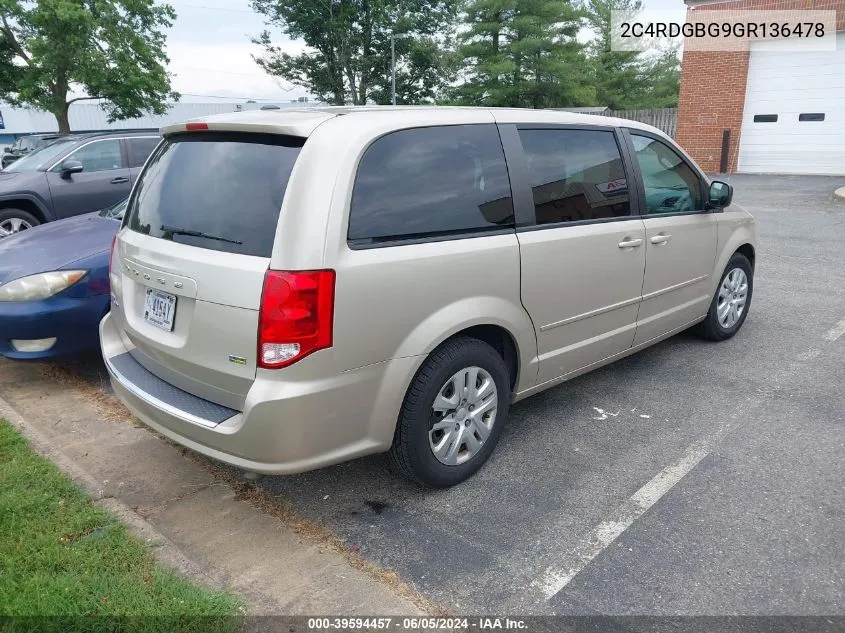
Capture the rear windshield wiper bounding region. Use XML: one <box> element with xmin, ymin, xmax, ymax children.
<box><xmin>160</xmin><ymin>225</ymin><xmax>242</xmax><ymax>245</ymax></box>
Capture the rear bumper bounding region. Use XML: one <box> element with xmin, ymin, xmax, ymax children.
<box><xmin>0</xmin><ymin>295</ymin><xmax>107</xmax><ymax>359</ymax></box>
<box><xmin>100</xmin><ymin>312</ymin><xmax>419</xmax><ymax>475</ymax></box>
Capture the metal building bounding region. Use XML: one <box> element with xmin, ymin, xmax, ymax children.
<box><xmin>0</xmin><ymin>100</ymin><xmax>314</xmax><ymax>146</ymax></box>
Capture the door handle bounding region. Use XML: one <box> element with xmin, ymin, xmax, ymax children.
<box><xmin>110</xmin><ymin>176</ymin><xmax>129</xmax><ymax>184</ymax></box>
<box><xmin>650</xmin><ymin>233</ymin><xmax>672</xmax><ymax>245</ymax></box>
<box><xmin>618</xmin><ymin>238</ymin><xmax>643</xmax><ymax>249</ymax></box>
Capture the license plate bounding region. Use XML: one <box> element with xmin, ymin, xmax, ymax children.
<box><xmin>143</xmin><ymin>288</ymin><xmax>177</xmax><ymax>331</ymax></box>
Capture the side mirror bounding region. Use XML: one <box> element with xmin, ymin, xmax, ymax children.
<box><xmin>708</xmin><ymin>180</ymin><xmax>733</xmax><ymax>210</ymax></box>
<box><xmin>60</xmin><ymin>159</ymin><xmax>84</xmax><ymax>179</ymax></box>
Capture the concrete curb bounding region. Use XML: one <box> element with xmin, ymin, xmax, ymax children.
<box><xmin>0</xmin><ymin>360</ymin><xmax>428</xmax><ymax>615</ymax></box>
<box><xmin>834</xmin><ymin>186</ymin><xmax>845</xmax><ymax>202</ymax></box>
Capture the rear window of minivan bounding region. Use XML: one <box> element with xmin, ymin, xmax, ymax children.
<box><xmin>348</xmin><ymin>124</ymin><xmax>514</xmax><ymax>245</ymax></box>
<box><xmin>126</xmin><ymin>132</ymin><xmax>303</xmax><ymax>257</ymax></box>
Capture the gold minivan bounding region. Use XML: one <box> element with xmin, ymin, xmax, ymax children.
<box><xmin>100</xmin><ymin>107</ymin><xmax>756</xmax><ymax>487</ymax></box>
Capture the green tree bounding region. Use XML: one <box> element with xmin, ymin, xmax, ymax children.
<box><xmin>584</xmin><ymin>0</ymin><xmax>679</xmax><ymax>109</ymax></box>
<box><xmin>0</xmin><ymin>0</ymin><xmax>177</xmax><ymax>134</ymax></box>
<box><xmin>454</xmin><ymin>0</ymin><xmax>593</xmax><ymax>108</ymax></box>
<box><xmin>252</xmin><ymin>0</ymin><xmax>459</xmax><ymax>105</ymax></box>
<box><xmin>639</xmin><ymin>45</ymin><xmax>680</xmax><ymax>108</ymax></box>
<box><xmin>452</xmin><ymin>0</ymin><xmax>513</xmax><ymax>106</ymax></box>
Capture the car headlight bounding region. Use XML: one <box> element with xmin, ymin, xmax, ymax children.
<box><xmin>0</xmin><ymin>270</ymin><xmax>87</xmax><ymax>301</ymax></box>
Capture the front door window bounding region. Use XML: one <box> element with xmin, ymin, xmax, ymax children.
<box><xmin>54</xmin><ymin>139</ymin><xmax>123</xmax><ymax>172</ymax></box>
<box><xmin>630</xmin><ymin>134</ymin><xmax>701</xmax><ymax>215</ymax></box>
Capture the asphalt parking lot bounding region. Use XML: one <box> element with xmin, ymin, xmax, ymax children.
<box><xmin>39</xmin><ymin>174</ymin><xmax>845</xmax><ymax>615</ymax></box>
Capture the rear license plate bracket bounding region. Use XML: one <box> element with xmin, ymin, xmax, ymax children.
<box><xmin>143</xmin><ymin>288</ymin><xmax>177</xmax><ymax>331</ymax></box>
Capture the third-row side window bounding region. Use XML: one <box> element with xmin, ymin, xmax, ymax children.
<box><xmin>517</xmin><ymin>128</ymin><xmax>631</xmax><ymax>225</ymax></box>
<box><xmin>348</xmin><ymin>124</ymin><xmax>514</xmax><ymax>243</ymax></box>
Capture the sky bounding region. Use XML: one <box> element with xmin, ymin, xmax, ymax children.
<box><xmin>164</xmin><ymin>0</ymin><xmax>685</xmax><ymax>104</ymax></box>
<box><xmin>165</xmin><ymin>0</ymin><xmax>306</xmax><ymax>103</ymax></box>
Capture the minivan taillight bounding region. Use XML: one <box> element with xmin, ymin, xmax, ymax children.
<box><xmin>258</xmin><ymin>270</ymin><xmax>336</xmax><ymax>369</ymax></box>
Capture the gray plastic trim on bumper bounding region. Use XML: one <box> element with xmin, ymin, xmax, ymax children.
<box><xmin>104</xmin><ymin>351</ymin><xmax>238</xmax><ymax>428</ymax></box>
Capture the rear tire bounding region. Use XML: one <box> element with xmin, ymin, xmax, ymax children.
<box><xmin>389</xmin><ymin>337</ymin><xmax>510</xmax><ymax>488</ymax></box>
<box><xmin>695</xmin><ymin>252</ymin><xmax>753</xmax><ymax>341</ymax></box>
<box><xmin>0</xmin><ymin>208</ymin><xmax>40</xmax><ymax>237</ymax></box>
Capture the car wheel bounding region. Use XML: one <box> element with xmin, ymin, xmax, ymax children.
<box><xmin>0</xmin><ymin>209</ymin><xmax>40</xmax><ymax>238</ymax></box>
<box><xmin>389</xmin><ymin>337</ymin><xmax>510</xmax><ymax>488</ymax></box>
<box><xmin>695</xmin><ymin>252</ymin><xmax>753</xmax><ymax>341</ymax></box>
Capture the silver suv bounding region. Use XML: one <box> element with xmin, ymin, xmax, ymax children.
<box><xmin>101</xmin><ymin>107</ymin><xmax>756</xmax><ymax>487</ymax></box>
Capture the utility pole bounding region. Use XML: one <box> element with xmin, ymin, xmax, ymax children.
<box><xmin>390</xmin><ymin>33</ymin><xmax>410</xmax><ymax>105</ymax></box>
<box><xmin>391</xmin><ymin>36</ymin><xmax>396</xmax><ymax>105</ymax></box>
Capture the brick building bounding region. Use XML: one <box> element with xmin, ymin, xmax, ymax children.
<box><xmin>676</xmin><ymin>0</ymin><xmax>845</xmax><ymax>175</ymax></box>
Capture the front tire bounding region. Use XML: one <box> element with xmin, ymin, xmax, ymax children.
<box><xmin>695</xmin><ymin>252</ymin><xmax>753</xmax><ymax>341</ymax></box>
<box><xmin>389</xmin><ymin>337</ymin><xmax>511</xmax><ymax>488</ymax></box>
<box><xmin>0</xmin><ymin>208</ymin><xmax>40</xmax><ymax>238</ymax></box>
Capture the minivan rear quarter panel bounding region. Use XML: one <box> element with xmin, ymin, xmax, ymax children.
<box><xmin>304</xmin><ymin>112</ymin><xmax>540</xmax><ymax>390</ymax></box>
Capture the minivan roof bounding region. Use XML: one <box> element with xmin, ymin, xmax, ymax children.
<box><xmin>160</xmin><ymin>106</ymin><xmax>666</xmax><ymax>139</ymax></box>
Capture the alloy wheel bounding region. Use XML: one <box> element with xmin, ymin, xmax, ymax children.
<box><xmin>429</xmin><ymin>366</ymin><xmax>498</xmax><ymax>466</ymax></box>
<box><xmin>717</xmin><ymin>267</ymin><xmax>748</xmax><ymax>329</ymax></box>
<box><xmin>0</xmin><ymin>217</ymin><xmax>33</xmax><ymax>238</ymax></box>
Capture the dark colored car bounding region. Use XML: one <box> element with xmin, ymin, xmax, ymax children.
<box><xmin>1</xmin><ymin>134</ymin><xmax>63</xmax><ymax>169</ymax></box>
<box><xmin>0</xmin><ymin>198</ymin><xmax>125</xmax><ymax>359</ymax></box>
<box><xmin>0</xmin><ymin>130</ymin><xmax>159</xmax><ymax>238</ymax></box>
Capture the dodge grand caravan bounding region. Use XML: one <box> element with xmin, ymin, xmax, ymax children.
<box><xmin>101</xmin><ymin>107</ymin><xmax>756</xmax><ymax>487</ymax></box>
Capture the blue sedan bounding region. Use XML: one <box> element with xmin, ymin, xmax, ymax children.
<box><xmin>0</xmin><ymin>199</ymin><xmax>125</xmax><ymax>359</ymax></box>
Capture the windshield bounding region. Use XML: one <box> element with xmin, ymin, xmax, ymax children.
<box><xmin>100</xmin><ymin>197</ymin><xmax>128</xmax><ymax>220</ymax></box>
<box><xmin>3</xmin><ymin>138</ymin><xmax>76</xmax><ymax>172</ymax></box>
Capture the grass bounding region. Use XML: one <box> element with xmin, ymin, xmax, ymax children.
<box><xmin>0</xmin><ymin>420</ymin><xmax>241</xmax><ymax>633</ymax></box>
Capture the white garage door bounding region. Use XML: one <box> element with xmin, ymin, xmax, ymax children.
<box><xmin>738</xmin><ymin>32</ymin><xmax>845</xmax><ymax>175</ymax></box>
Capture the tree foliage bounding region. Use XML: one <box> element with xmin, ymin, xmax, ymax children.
<box><xmin>453</xmin><ymin>0</ymin><xmax>593</xmax><ymax>108</ymax></box>
<box><xmin>0</xmin><ymin>0</ymin><xmax>177</xmax><ymax>133</ymax></box>
<box><xmin>250</xmin><ymin>0</ymin><xmax>680</xmax><ymax>109</ymax></box>
<box><xmin>637</xmin><ymin>45</ymin><xmax>680</xmax><ymax>108</ymax></box>
<box><xmin>584</xmin><ymin>0</ymin><xmax>680</xmax><ymax>109</ymax></box>
<box><xmin>251</xmin><ymin>0</ymin><xmax>459</xmax><ymax>106</ymax></box>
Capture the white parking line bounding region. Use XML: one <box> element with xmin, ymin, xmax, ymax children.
<box><xmin>533</xmin><ymin>429</ymin><xmax>728</xmax><ymax>600</ymax></box>
<box><xmin>823</xmin><ymin>318</ymin><xmax>845</xmax><ymax>342</ymax></box>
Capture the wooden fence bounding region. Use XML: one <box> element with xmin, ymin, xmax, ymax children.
<box><xmin>605</xmin><ymin>108</ymin><xmax>678</xmax><ymax>138</ymax></box>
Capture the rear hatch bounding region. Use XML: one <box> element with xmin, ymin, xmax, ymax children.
<box><xmin>112</xmin><ymin>131</ymin><xmax>303</xmax><ymax>409</ymax></box>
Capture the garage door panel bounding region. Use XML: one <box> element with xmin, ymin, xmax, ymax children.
<box><xmin>748</xmin><ymin>65</ymin><xmax>845</xmax><ymax>82</ymax></box>
<box><xmin>749</xmin><ymin>69</ymin><xmax>845</xmax><ymax>83</ymax></box>
<box><xmin>740</xmin><ymin>117</ymin><xmax>841</xmax><ymax>129</ymax></box>
<box><xmin>745</xmin><ymin>87</ymin><xmax>845</xmax><ymax>100</ymax></box>
<box><xmin>745</xmin><ymin>85</ymin><xmax>845</xmax><ymax>101</ymax></box>
<box><xmin>738</xmin><ymin>152</ymin><xmax>845</xmax><ymax>175</ymax></box>
<box><xmin>745</xmin><ymin>84</ymin><xmax>845</xmax><ymax>97</ymax></box>
<box><xmin>749</xmin><ymin>57</ymin><xmax>842</xmax><ymax>73</ymax></box>
<box><xmin>740</xmin><ymin>150</ymin><xmax>845</xmax><ymax>175</ymax></box>
<box><xmin>740</xmin><ymin>135</ymin><xmax>844</xmax><ymax>147</ymax></box>
<box><xmin>738</xmin><ymin>32</ymin><xmax>845</xmax><ymax>175</ymax></box>
<box><xmin>743</xmin><ymin>101</ymin><xmax>840</xmax><ymax>114</ymax></box>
